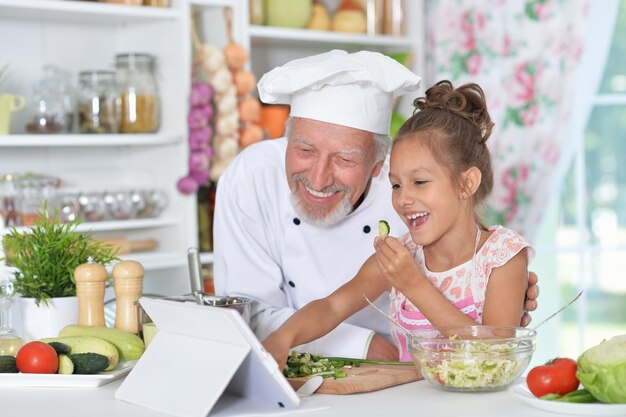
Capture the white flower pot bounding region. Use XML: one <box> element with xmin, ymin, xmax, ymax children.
<box><xmin>19</xmin><ymin>296</ymin><xmax>78</xmax><ymax>341</ymax></box>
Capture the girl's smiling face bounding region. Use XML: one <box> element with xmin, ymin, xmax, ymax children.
<box><xmin>389</xmin><ymin>136</ymin><xmax>468</xmax><ymax>246</ymax></box>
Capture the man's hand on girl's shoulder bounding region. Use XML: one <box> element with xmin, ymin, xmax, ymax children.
<box><xmin>521</xmin><ymin>271</ymin><xmax>539</xmax><ymax>327</ymax></box>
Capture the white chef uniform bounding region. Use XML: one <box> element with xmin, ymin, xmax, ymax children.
<box><xmin>213</xmin><ymin>50</ymin><xmax>421</xmax><ymax>358</ymax></box>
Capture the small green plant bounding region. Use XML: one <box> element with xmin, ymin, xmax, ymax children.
<box><xmin>1</xmin><ymin>205</ymin><xmax>119</xmax><ymax>306</ymax></box>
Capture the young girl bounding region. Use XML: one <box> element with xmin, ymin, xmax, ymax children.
<box><xmin>262</xmin><ymin>80</ymin><xmax>533</xmax><ymax>365</ymax></box>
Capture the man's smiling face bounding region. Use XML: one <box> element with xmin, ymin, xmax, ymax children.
<box><xmin>285</xmin><ymin>117</ymin><xmax>382</xmax><ymax>227</ymax></box>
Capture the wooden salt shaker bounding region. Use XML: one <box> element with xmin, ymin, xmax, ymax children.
<box><xmin>112</xmin><ymin>260</ymin><xmax>144</xmax><ymax>334</ymax></box>
<box><xmin>74</xmin><ymin>258</ymin><xmax>108</xmax><ymax>326</ymax></box>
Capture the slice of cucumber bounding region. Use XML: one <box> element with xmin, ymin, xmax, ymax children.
<box><xmin>58</xmin><ymin>354</ymin><xmax>74</xmax><ymax>375</ymax></box>
<box><xmin>378</xmin><ymin>220</ymin><xmax>390</xmax><ymax>237</ymax></box>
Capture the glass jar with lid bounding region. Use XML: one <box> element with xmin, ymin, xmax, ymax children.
<box><xmin>115</xmin><ymin>53</ymin><xmax>160</xmax><ymax>133</ymax></box>
<box><xmin>16</xmin><ymin>173</ymin><xmax>61</xmax><ymax>226</ymax></box>
<box><xmin>77</xmin><ymin>70</ymin><xmax>119</xmax><ymax>134</ymax></box>
<box><xmin>25</xmin><ymin>65</ymin><xmax>74</xmax><ymax>134</ymax></box>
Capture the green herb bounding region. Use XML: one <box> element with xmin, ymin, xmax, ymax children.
<box><xmin>283</xmin><ymin>351</ymin><xmax>411</xmax><ymax>379</ymax></box>
<box><xmin>325</xmin><ymin>356</ymin><xmax>412</xmax><ymax>367</ymax></box>
<box><xmin>541</xmin><ymin>389</ymin><xmax>598</xmax><ymax>403</ymax></box>
<box><xmin>284</xmin><ymin>352</ymin><xmax>345</xmax><ymax>379</ymax></box>
<box><xmin>1</xmin><ymin>203</ymin><xmax>119</xmax><ymax>306</ymax></box>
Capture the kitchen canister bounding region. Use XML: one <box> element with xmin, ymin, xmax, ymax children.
<box><xmin>115</xmin><ymin>53</ymin><xmax>160</xmax><ymax>133</ymax></box>
<box><xmin>25</xmin><ymin>65</ymin><xmax>74</xmax><ymax>134</ymax></box>
<box><xmin>77</xmin><ymin>70</ymin><xmax>119</xmax><ymax>134</ymax></box>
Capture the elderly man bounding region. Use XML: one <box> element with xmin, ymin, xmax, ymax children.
<box><xmin>213</xmin><ymin>50</ymin><xmax>538</xmax><ymax>361</ymax></box>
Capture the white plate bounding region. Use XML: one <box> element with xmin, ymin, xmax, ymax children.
<box><xmin>0</xmin><ymin>360</ymin><xmax>136</xmax><ymax>388</ymax></box>
<box><xmin>509</xmin><ymin>383</ymin><xmax>626</xmax><ymax>416</ymax></box>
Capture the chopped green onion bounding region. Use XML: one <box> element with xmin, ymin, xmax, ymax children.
<box><xmin>283</xmin><ymin>351</ymin><xmax>411</xmax><ymax>379</ymax></box>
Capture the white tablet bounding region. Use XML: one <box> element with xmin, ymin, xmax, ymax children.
<box><xmin>116</xmin><ymin>297</ymin><xmax>300</xmax><ymax>417</ymax></box>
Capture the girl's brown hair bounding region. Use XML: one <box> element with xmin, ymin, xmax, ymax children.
<box><xmin>394</xmin><ymin>80</ymin><xmax>494</xmax><ymax>220</ymax></box>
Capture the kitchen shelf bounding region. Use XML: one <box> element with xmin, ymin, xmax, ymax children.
<box><xmin>189</xmin><ymin>0</ymin><xmax>235</xmax><ymax>7</ymax></box>
<box><xmin>122</xmin><ymin>251</ymin><xmax>187</xmax><ymax>271</ymax></box>
<box><xmin>0</xmin><ymin>134</ymin><xmax>183</xmax><ymax>148</ymax></box>
<box><xmin>249</xmin><ymin>25</ymin><xmax>414</xmax><ymax>49</ymax></box>
<box><xmin>76</xmin><ymin>217</ymin><xmax>180</xmax><ymax>232</ymax></box>
<box><xmin>0</xmin><ymin>0</ymin><xmax>181</xmax><ymax>24</ymax></box>
<box><xmin>1</xmin><ymin>217</ymin><xmax>180</xmax><ymax>235</ymax></box>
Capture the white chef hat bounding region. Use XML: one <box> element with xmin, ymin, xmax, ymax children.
<box><xmin>257</xmin><ymin>50</ymin><xmax>421</xmax><ymax>135</ymax></box>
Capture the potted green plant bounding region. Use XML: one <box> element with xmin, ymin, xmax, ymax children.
<box><xmin>1</xmin><ymin>205</ymin><xmax>119</xmax><ymax>340</ymax></box>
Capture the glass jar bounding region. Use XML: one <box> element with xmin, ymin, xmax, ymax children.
<box><xmin>0</xmin><ymin>174</ymin><xmax>20</xmax><ymax>227</ymax></box>
<box><xmin>16</xmin><ymin>174</ymin><xmax>61</xmax><ymax>226</ymax></box>
<box><xmin>249</xmin><ymin>0</ymin><xmax>265</xmax><ymax>25</ymax></box>
<box><xmin>115</xmin><ymin>53</ymin><xmax>160</xmax><ymax>133</ymax></box>
<box><xmin>25</xmin><ymin>65</ymin><xmax>74</xmax><ymax>134</ymax></box>
<box><xmin>77</xmin><ymin>70</ymin><xmax>119</xmax><ymax>134</ymax></box>
<box><xmin>143</xmin><ymin>0</ymin><xmax>170</xmax><ymax>6</ymax></box>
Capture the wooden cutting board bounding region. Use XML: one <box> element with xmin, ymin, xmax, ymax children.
<box><xmin>287</xmin><ymin>363</ymin><xmax>422</xmax><ymax>395</ymax></box>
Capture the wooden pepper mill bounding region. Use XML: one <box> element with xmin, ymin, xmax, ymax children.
<box><xmin>74</xmin><ymin>257</ymin><xmax>108</xmax><ymax>326</ymax></box>
<box><xmin>112</xmin><ymin>260</ymin><xmax>144</xmax><ymax>334</ymax></box>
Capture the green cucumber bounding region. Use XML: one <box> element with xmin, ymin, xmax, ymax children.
<box><xmin>378</xmin><ymin>220</ymin><xmax>390</xmax><ymax>237</ymax></box>
<box><xmin>68</xmin><ymin>353</ymin><xmax>109</xmax><ymax>374</ymax></box>
<box><xmin>40</xmin><ymin>336</ymin><xmax>119</xmax><ymax>371</ymax></box>
<box><xmin>0</xmin><ymin>355</ymin><xmax>18</xmax><ymax>373</ymax></box>
<box><xmin>58</xmin><ymin>354</ymin><xmax>74</xmax><ymax>374</ymax></box>
<box><xmin>59</xmin><ymin>325</ymin><xmax>144</xmax><ymax>361</ymax></box>
<box><xmin>48</xmin><ymin>341</ymin><xmax>71</xmax><ymax>355</ymax></box>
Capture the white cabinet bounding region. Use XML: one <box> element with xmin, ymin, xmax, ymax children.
<box><xmin>0</xmin><ymin>0</ymin><xmax>247</xmax><ymax>296</ymax></box>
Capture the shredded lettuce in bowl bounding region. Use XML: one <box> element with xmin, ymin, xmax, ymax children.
<box><xmin>411</xmin><ymin>333</ymin><xmax>534</xmax><ymax>391</ymax></box>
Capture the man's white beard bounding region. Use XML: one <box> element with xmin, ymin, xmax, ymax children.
<box><xmin>290</xmin><ymin>176</ymin><xmax>353</xmax><ymax>228</ymax></box>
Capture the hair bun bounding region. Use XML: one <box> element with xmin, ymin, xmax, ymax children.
<box><xmin>413</xmin><ymin>80</ymin><xmax>494</xmax><ymax>143</ymax></box>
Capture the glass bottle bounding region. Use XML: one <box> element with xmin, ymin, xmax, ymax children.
<box><xmin>77</xmin><ymin>70</ymin><xmax>119</xmax><ymax>134</ymax></box>
<box><xmin>0</xmin><ymin>275</ymin><xmax>24</xmax><ymax>356</ymax></box>
<box><xmin>25</xmin><ymin>65</ymin><xmax>74</xmax><ymax>134</ymax></box>
<box><xmin>197</xmin><ymin>184</ymin><xmax>211</xmax><ymax>252</ymax></box>
<box><xmin>249</xmin><ymin>0</ymin><xmax>265</xmax><ymax>25</ymax></box>
<box><xmin>115</xmin><ymin>53</ymin><xmax>160</xmax><ymax>133</ymax></box>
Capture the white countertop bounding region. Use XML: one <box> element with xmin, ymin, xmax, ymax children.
<box><xmin>0</xmin><ymin>376</ymin><xmax>577</xmax><ymax>417</ymax></box>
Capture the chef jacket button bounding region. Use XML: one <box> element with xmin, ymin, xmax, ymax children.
<box><xmin>288</xmin><ymin>281</ymin><xmax>296</xmax><ymax>288</ymax></box>
<box><xmin>293</xmin><ymin>218</ymin><xmax>301</xmax><ymax>225</ymax></box>
<box><xmin>363</xmin><ymin>225</ymin><xmax>371</xmax><ymax>233</ymax></box>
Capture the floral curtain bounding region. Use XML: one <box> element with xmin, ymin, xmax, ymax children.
<box><xmin>424</xmin><ymin>0</ymin><xmax>588</xmax><ymax>241</ymax></box>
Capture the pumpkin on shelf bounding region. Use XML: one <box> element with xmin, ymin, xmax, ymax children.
<box><xmin>332</xmin><ymin>0</ymin><xmax>367</xmax><ymax>34</ymax></box>
<box><xmin>307</xmin><ymin>1</ymin><xmax>331</xmax><ymax>31</ymax></box>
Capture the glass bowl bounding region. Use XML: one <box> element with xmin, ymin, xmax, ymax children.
<box><xmin>409</xmin><ymin>325</ymin><xmax>536</xmax><ymax>392</ymax></box>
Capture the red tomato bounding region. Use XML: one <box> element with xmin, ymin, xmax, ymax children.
<box><xmin>526</xmin><ymin>357</ymin><xmax>579</xmax><ymax>398</ymax></box>
<box><xmin>16</xmin><ymin>341</ymin><xmax>59</xmax><ymax>374</ymax></box>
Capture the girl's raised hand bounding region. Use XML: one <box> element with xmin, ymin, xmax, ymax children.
<box><xmin>373</xmin><ymin>236</ymin><xmax>424</xmax><ymax>293</ymax></box>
